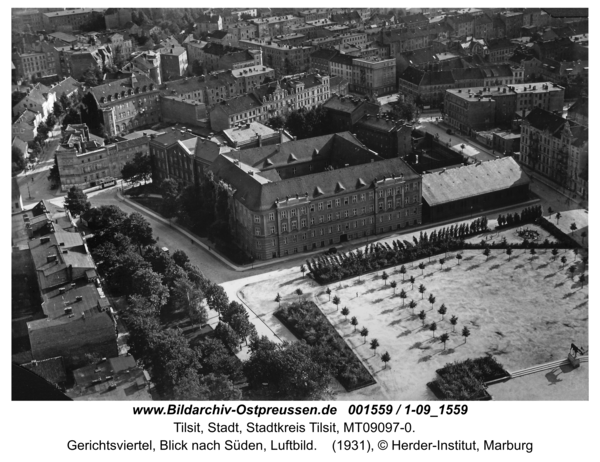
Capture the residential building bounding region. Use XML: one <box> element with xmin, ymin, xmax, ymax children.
<box><xmin>108</xmin><ymin>33</ymin><xmax>133</xmax><ymax>62</ymax></box>
<box><xmin>230</xmin><ymin>65</ymin><xmax>275</xmax><ymax>93</ymax></box>
<box><xmin>207</xmin><ymin>30</ymin><xmax>236</xmax><ymax>46</ymax></box>
<box><xmin>160</xmin><ymin>73</ymin><xmax>242</xmax><ymax>107</ymax></box>
<box><xmin>351</xmin><ymin>57</ymin><xmax>396</xmax><ymax>96</ymax></box>
<box><xmin>421</xmin><ymin>157</ymin><xmax>531</xmax><ymax>222</ymax></box>
<box><xmin>50</xmin><ymin>76</ymin><xmax>80</xmax><ymax>100</ymax></box>
<box><xmin>354</xmin><ymin>114</ymin><xmax>414</xmax><ymax>159</ymax></box>
<box><xmin>249</xmin><ymin>15</ymin><xmax>302</xmax><ymax>38</ymax></box>
<box><xmin>42</xmin><ymin>9</ymin><xmax>93</xmax><ymax>33</ymax></box>
<box><xmin>196</xmin><ymin>14</ymin><xmax>223</xmax><ymax>34</ymax></box>
<box><xmin>500</xmin><ymin>11</ymin><xmax>524</xmax><ymax>38</ymax></box>
<box><xmin>150</xmin><ymin>128</ymin><xmax>199</xmax><ymax>186</ymax></box>
<box><xmin>195</xmin><ymin>43</ymin><xmax>262</xmax><ymax>72</ymax></box>
<box><xmin>69</xmin><ymin>46</ymin><xmax>113</xmax><ymax>80</ymax></box>
<box><xmin>309</xmin><ymin>48</ymin><xmax>339</xmax><ymax>75</ymax></box>
<box><xmin>398</xmin><ymin>67</ymin><xmax>455</xmax><ymax>105</ymax></box>
<box><xmin>210</xmin><ymin>73</ymin><xmax>330</xmax><ymax>131</ymax></box>
<box><xmin>12</xmin><ymin>109</ymin><xmax>43</xmax><ymax>143</ymax></box>
<box><xmin>329</xmin><ymin>75</ymin><xmax>349</xmax><ymax>96</ymax></box>
<box><xmin>227</xmin><ymin>22</ymin><xmax>259</xmax><ymax>46</ymax></box>
<box><xmin>210</xmin><ymin>132</ymin><xmax>422</xmax><ymax>260</ymax></box>
<box><xmin>88</xmin><ymin>74</ymin><xmax>162</xmax><ymax>137</ymax></box>
<box><xmin>131</xmin><ymin>51</ymin><xmax>162</xmax><ymax>84</ymax></box>
<box><xmin>12</xmin><ymin>9</ymin><xmax>44</xmax><ymax>33</ymax></box>
<box><xmin>444</xmin><ymin>82</ymin><xmax>565</xmax><ymax>134</ymax></box>
<box><xmin>322</xmin><ymin>94</ymin><xmax>379</xmax><ymax>132</ymax></box>
<box><xmin>567</xmin><ymin>97</ymin><xmax>588</xmax><ymax>126</ymax></box>
<box><xmin>238</xmin><ymin>39</ymin><xmax>314</xmax><ymax>76</ymax></box>
<box><xmin>329</xmin><ymin>53</ymin><xmax>354</xmax><ymax>82</ymax></box>
<box><xmin>55</xmin><ymin>124</ymin><xmax>150</xmax><ymax>190</ymax></box>
<box><xmin>67</xmin><ymin>355</ymin><xmax>151</xmax><ymax>400</ymax></box>
<box><xmin>445</xmin><ymin>14</ymin><xmax>475</xmax><ymax>38</ymax></box>
<box><xmin>487</xmin><ymin>38</ymin><xmax>516</xmax><ymax>63</ymax></box>
<box><xmin>474</xmin><ymin>14</ymin><xmax>493</xmax><ymax>39</ymax></box>
<box><xmin>222</xmin><ymin>122</ymin><xmax>293</xmax><ymax>150</ymax></box>
<box><xmin>185</xmin><ymin>40</ymin><xmax>208</xmax><ymax>65</ymax></box>
<box><xmin>159</xmin><ymin>97</ymin><xmax>207</xmax><ymax>127</ymax></box>
<box><xmin>12</xmin><ymin>47</ymin><xmax>59</xmax><ymax>81</ymax></box>
<box><xmin>12</xmin><ymin>83</ymin><xmax>56</xmax><ymax>120</ymax></box>
<box><xmin>520</xmin><ymin>107</ymin><xmax>587</xmax><ymax>199</ymax></box>
<box><xmin>159</xmin><ymin>45</ymin><xmax>188</xmax><ymax>81</ymax></box>
<box><xmin>298</xmin><ymin>9</ymin><xmax>330</xmax><ymax>22</ymax></box>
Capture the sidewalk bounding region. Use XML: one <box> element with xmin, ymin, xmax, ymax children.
<box><xmin>521</xmin><ymin>166</ymin><xmax>587</xmax><ymax>209</ymax></box>
<box><xmin>118</xmin><ymin>190</ymin><xmax>540</xmax><ymax>274</ymax></box>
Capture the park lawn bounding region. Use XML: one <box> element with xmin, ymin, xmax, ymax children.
<box><xmin>465</xmin><ymin>223</ymin><xmax>559</xmax><ymax>246</ymax></box>
<box><xmin>239</xmin><ymin>248</ymin><xmax>587</xmax><ymax>400</ymax></box>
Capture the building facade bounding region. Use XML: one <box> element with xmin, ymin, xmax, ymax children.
<box><xmin>351</xmin><ymin>57</ymin><xmax>396</xmax><ymax>96</ymax></box>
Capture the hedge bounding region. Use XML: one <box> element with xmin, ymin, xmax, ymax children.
<box><xmin>275</xmin><ymin>301</ymin><xmax>376</xmax><ymax>392</ymax></box>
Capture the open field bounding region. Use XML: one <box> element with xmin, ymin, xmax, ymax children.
<box><xmin>239</xmin><ymin>247</ymin><xmax>588</xmax><ymax>400</ymax></box>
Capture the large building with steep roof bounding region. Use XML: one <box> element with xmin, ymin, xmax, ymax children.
<box><xmin>210</xmin><ymin>132</ymin><xmax>422</xmax><ymax>259</ymax></box>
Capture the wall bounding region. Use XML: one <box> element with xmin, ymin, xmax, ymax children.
<box><xmin>160</xmin><ymin>98</ymin><xmax>207</xmax><ymax>127</ymax></box>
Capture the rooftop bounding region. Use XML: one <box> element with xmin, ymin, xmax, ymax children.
<box><xmin>422</xmin><ymin>157</ymin><xmax>530</xmax><ymax>207</ymax></box>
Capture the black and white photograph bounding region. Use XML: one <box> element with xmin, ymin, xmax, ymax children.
<box><xmin>10</xmin><ymin>4</ymin><xmax>589</xmax><ymax>408</ymax></box>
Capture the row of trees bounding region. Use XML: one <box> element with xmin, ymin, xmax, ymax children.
<box><xmin>308</xmin><ymin>217</ymin><xmax>489</xmax><ymax>283</ymax></box>
<box><xmin>496</xmin><ymin>205</ymin><xmax>543</xmax><ymax>228</ymax></box>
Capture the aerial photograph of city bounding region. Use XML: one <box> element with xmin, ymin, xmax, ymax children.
<box><xmin>11</xmin><ymin>6</ymin><xmax>588</xmax><ymax>401</ymax></box>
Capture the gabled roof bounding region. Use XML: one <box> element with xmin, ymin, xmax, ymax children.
<box><xmin>212</xmin><ymin>149</ymin><xmax>419</xmax><ymax>212</ymax></box>
<box><xmin>487</xmin><ymin>37</ymin><xmax>515</xmax><ymax>51</ymax></box>
<box><xmin>51</xmin><ymin>77</ymin><xmax>79</xmax><ymax>97</ymax></box>
<box><xmin>422</xmin><ymin>157</ymin><xmax>530</xmax><ymax>207</ymax></box>
<box><xmin>89</xmin><ymin>74</ymin><xmax>157</xmax><ymax>106</ymax></box>
<box><xmin>401</xmin><ymin>47</ymin><xmax>439</xmax><ymax>66</ymax></box>
<box><xmin>451</xmin><ymin>67</ymin><xmax>485</xmax><ymax>81</ymax></box>
<box><xmin>194</xmin><ymin>138</ymin><xmax>221</xmax><ymax>164</ymax></box>
<box><xmin>398</xmin><ymin>66</ymin><xmax>425</xmax><ymax>85</ymax></box>
<box><xmin>213</xmin><ymin>93</ymin><xmax>263</xmax><ymax>116</ymax></box>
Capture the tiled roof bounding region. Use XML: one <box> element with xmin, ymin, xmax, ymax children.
<box><xmin>213</xmin><ymin>93</ymin><xmax>263</xmax><ymax>116</ymax></box>
<box><xmin>208</xmin><ymin>30</ymin><xmax>230</xmax><ymax>40</ymax></box>
<box><xmin>89</xmin><ymin>74</ymin><xmax>157</xmax><ymax>106</ymax></box>
<box><xmin>451</xmin><ymin>68</ymin><xmax>484</xmax><ymax>81</ymax></box>
<box><xmin>524</xmin><ymin>107</ymin><xmax>585</xmax><ymax>143</ymax></box>
<box><xmin>487</xmin><ymin>38</ymin><xmax>515</xmax><ymax>51</ymax></box>
<box><xmin>51</xmin><ymin>77</ymin><xmax>79</xmax><ymax>96</ymax></box>
<box><xmin>21</xmin><ymin>357</ymin><xmax>67</xmax><ymax>385</ymax></box>
<box><xmin>323</xmin><ymin>94</ymin><xmax>369</xmax><ymax>113</ymax></box>
<box><xmin>422</xmin><ymin>157</ymin><xmax>530</xmax><ymax>207</ymax></box>
<box><xmin>481</xmin><ymin>65</ymin><xmax>513</xmax><ymax>78</ymax></box>
<box><xmin>150</xmin><ymin>128</ymin><xmax>197</xmax><ymax>147</ymax></box>
<box><xmin>213</xmin><ymin>150</ymin><xmax>419</xmax><ymax>212</ymax></box>
<box><xmin>401</xmin><ymin>47</ymin><xmax>439</xmax><ymax>66</ymax></box>
<box><xmin>330</xmin><ymin>53</ymin><xmax>354</xmax><ymax>66</ymax></box>
<box><xmin>194</xmin><ymin>138</ymin><xmax>221</xmax><ymax>164</ymax></box>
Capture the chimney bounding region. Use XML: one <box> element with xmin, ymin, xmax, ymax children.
<box><xmin>257</xmin><ymin>134</ymin><xmax>262</xmax><ymax>146</ymax></box>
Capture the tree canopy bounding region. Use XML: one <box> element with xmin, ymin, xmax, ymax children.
<box><xmin>64</xmin><ymin>186</ymin><xmax>91</xmax><ymax>217</ymax></box>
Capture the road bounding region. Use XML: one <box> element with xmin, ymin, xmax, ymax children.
<box><xmin>17</xmin><ymin>128</ymin><xmax>62</xmax><ymax>207</ymax></box>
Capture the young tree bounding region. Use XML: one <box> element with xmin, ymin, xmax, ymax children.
<box><xmin>462</xmin><ymin>326</ymin><xmax>471</xmax><ymax>343</ymax></box>
<box><xmin>332</xmin><ymin>295</ymin><xmax>341</xmax><ymax>311</ymax></box>
<box><xmin>418</xmin><ymin>310</ymin><xmax>427</xmax><ymax>326</ymax></box>
<box><xmin>409</xmin><ymin>275</ymin><xmax>416</xmax><ymax>289</ymax></box>
<box><xmin>438</xmin><ymin>303</ymin><xmax>447</xmax><ymax>320</ymax></box>
<box><xmin>275</xmin><ymin>293</ymin><xmax>281</xmax><ymax>308</ymax></box>
<box><xmin>390</xmin><ymin>280</ymin><xmax>397</xmax><ymax>294</ymax></box>
<box><xmin>570</xmin><ymin>223</ymin><xmax>578</xmax><ymax>234</ymax></box>
<box><xmin>341</xmin><ymin>306</ymin><xmax>350</xmax><ymax>320</ymax></box>
<box><xmin>551</xmin><ymin>248</ymin><xmax>559</xmax><ymax>261</ymax></box>
<box><xmin>381</xmin><ymin>351</ymin><xmax>391</xmax><ymax>369</ymax></box>
<box><xmin>382</xmin><ymin>271</ymin><xmax>389</xmax><ymax>286</ymax></box>
<box><xmin>295</xmin><ymin>288</ymin><xmax>303</xmax><ymax>302</ymax></box>
<box><xmin>439</xmin><ymin>258</ymin><xmax>445</xmax><ymax>270</ymax></box>
<box><xmin>419</xmin><ymin>262</ymin><xmax>426</xmax><ymax>275</ymax></box>
<box><xmin>579</xmin><ymin>274</ymin><xmax>586</xmax><ymax>288</ymax></box>
<box><xmin>409</xmin><ymin>299</ymin><xmax>417</xmax><ymax>314</ymax></box>
<box><xmin>506</xmin><ymin>248</ymin><xmax>513</xmax><ymax>261</ymax></box>
<box><xmin>548</xmin><ymin>206</ymin><xmax>553</xmax><ymax>216</ymax></box>
<box><xmin>483</xmin><ymin>248</ymin><xmax>491</xmax><ymax>261</ymax></box>
<box><xmin>456</xmin><ymin>253</ymin><xmax>462</xmax><ymax>265</ymax></box>
<box><xmin>370</xmin><ymin>338</ymin><xmax>380</xmax><ymax>356</ymax></box>
<box><xmin>399</xmin><ymin>289</ymin><xmax>407</xmax><ymax>306</ymax></box>
<box><xmin>326</xmin><ymin>287</ymin><xmax>332</xmax><ymax>301</ymax></box>
<box><xmin>11</xmin><ymin>146</ymin><xmax>26</xmax><ymax>173</ymax></box>
<box><xmin>350</xmin><ymin>316</ymin><xmax>359</xmax><ymax>332</ymax></box>
<box><xmin>399</xmin><ymin>265</ymin><xmax>406</xmax><ymax>281</ymax></box>
<box><xmin>429</xmin><ymin>321</ymin><xmax>437</xmax><ymax>337</ymax></box>
<box><xmin>439</xmin><ymin>332</ymin><xmax>450</xmax><ymax>350</ymax></box>
<box><xmin>428</xmin><ymin>293</ymin><xmax>436</xmax><ymax>310</ymax></box>
<box><xmin>64</xmin><ymin>186</ymin><xmax>91</xmax><ymax>217</ymax></box>
<box><xmin>300</xmin><ymin>264</ymin><xmax>306</xmax><ymax>277</ymax></box>
<box><xmin>360</xmin><ymin>327</ymin><xmax>369</xmax><ymax>344</ymax></box>
<box><xmin>555</xmin><ymin>211</ymin><xmax>562</xmax><ymax>224</ymax></box>
<box><xmin>450</xmin><ymin>315</ymin><xmax>458</xmax><ymax>332</ymax></box>
<box><xmin>569</xmin><ymin>265</ymin><xmax>576</xmax><ymax>279</ymax></box>
<box><xmin>419</xmin><ymin>284</ymin><xmax>426</xmax><ymax>299</ymax></box>
<box><xmin>529</xmin><ymin>248</ymin><xmax>537</xmax><ymax>261</ymax></box>
<box><xmin>581</xmin><ymin>231</ymin><xmax>587</xmax><ymax>246</ymax></box>
<box><xmin>560</xmin><ymin>255</ymin><xmax>567</xmax><ymax>268</ymax></box>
